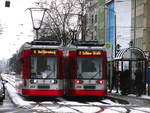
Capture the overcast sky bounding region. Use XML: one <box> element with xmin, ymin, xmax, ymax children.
<box><xmin>115</xmin><ymin>0</ymin><xmax>131</xmax><ymax>49</ymax></box>
<box><xmin>0</xmin><ymin>0</ymin><xmax>131</xmax><ymax>59</ymax></box>
<box><xmin>0</xmin><ymin>0</ymin><xmax>36</xmax><ymax>59</ymax></box>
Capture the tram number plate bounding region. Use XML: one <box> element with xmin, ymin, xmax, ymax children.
<box><xmin>84</xmin><ymin>85</ymin><xmax>95</xmax><ymax>89</ymax></box>
<box><xmin>38</xmin><ymin>85</ymin><xmax>50</xmax><ymax>89</ymax></box>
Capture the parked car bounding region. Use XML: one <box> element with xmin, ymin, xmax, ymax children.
<box><xmin>0</xmin><ymin>78</ymin><xmax>5</xmax><ymax>101</ymax></box>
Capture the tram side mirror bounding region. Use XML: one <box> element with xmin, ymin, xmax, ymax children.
<box><xmin>5</xmin><ymin>1</ymin><xmax>10</xmax><ymax>7</ymax></box>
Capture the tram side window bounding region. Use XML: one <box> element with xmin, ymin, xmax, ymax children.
<box><xmin>16</xmin><ymin>58</ymin><xmax>23</xmax><ymax>75</ymax></box>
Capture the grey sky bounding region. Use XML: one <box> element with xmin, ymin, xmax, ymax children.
<box><xmin>115</xmin><ymin>0</ymin><xmax>131</xmax><ymax>48</ymax></box>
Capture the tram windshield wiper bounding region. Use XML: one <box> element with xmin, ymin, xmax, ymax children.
<box><xmin>47</xmin><ymin>71</ymin><xmax>56</xmax><ymax>78</ymax></box>
<box><xmin>41</xmin><ymin>70</ymin><xmax>56</xmax><ymax>78</ymax></box>
<box><xmin>90</xmin><ymin>71</ymin><xmax>100</xmax><ymax>79</ymax></box>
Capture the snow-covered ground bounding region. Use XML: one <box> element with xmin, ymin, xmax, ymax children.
<box><xmin>2</xmin><ymin>73</ymin><xmax>150</xmax><ymax>113</ymax></box>
<box><xmin>110</xmin><ymin>90</ymin><xmax>150</xmax><ymax>100</ymax></box>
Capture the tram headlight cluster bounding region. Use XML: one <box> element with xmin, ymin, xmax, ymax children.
<box><xmin>75</xmin><ymin>79</ymin><xmax>83</xmax><ymax>84</ymax></box>
<box><xmin>30</xmin><ymin>79</ymin><xmax>37</xmax><ymax>84</ymax></box>
<box><xmin>51</xmin><ymin>79</ymin><xmax>57</xmax><ymax>84</ymax></box>
<box><xmin>96</xmin><ymin>80</ymin><xmax>104</xmax><ymax>85</ymax></box>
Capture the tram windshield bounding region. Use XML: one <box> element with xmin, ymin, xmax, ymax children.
<box><xmin>30</xmin><ymin>56</ymin><xmax>57</xmax><ymax>79</ymax></box>
<box><xmin>77</xmin><ymin>57</ymin><xmax>102</xmax><ymax>79</ymax></box>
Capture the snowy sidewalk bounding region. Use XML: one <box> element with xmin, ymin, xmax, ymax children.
<box><xmin>108</xmin><ymin>90</ymin><xmax>150</xmax><ymax>107</ymax></box>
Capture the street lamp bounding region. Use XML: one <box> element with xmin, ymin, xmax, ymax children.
<box><xmin>5</xmin><ymin>1</ymin><xmax>10</xmax><ymax>7</ymax></box>
<box><xmin>28</xmin><ymin>8</ymin><xmax>47</xmax><ymax>40</ymax></box>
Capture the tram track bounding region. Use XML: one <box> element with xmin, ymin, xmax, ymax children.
<box><xmin>29</xmin><ymin>99</ymin><xmax>85</xmax><ymax>113</ymax></box>
<box><xmin>3</xmin><ymin>74</ymin><xmax>149</xmax><ymax>113</ymax></box>
<box><xmin>2</xmin><ymin>76</ymin><xmax>125</xmax><ymax>113</ymax></box>
<box><xmin>5</xmin><ymin>79</ymin><xmax>131</xmax><ymax>113</ymax></box>
<box><xmin>22</xmin><ymin>97</ymin><xmax>107</xmax><ymax>113</ymax></box>
<box><xmin>2</xmin><ymin>76</ymin><xmax>87</xmax><ymax>113</ymax></box>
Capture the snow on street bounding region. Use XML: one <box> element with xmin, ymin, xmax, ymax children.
<box><xmin>2</xmin><ymin>73</ymin><xmax>150</xmax><ymax>113</ymax></box>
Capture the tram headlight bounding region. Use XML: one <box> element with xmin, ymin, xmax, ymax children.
<box><xmin>75</xmin><ymin>79</ymin><xmax>83</xmax><ymax>84</ymax></box>
<box><xmin>97</xmin><ymin>80</ymin><xmax>104</xmax><ymax>85</ymax></box>
<box><xmin>51</xmin><ymin>79</ymin><xmax>57</xmax><ymax>84</ymax></box>
<box><xmin>30</xmin><ymin>79</ymin><xmax>37</xmax><ymax>84</ymax></box>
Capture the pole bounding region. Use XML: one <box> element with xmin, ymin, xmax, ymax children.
<box><xmin>133</xmin><ymin>0</ymin><xmax>136</xmax><ymax>47</ymax></box>
<box><xmin>114</xmin><ymin>13</ymin><xmax>116</xmax><ymax>57</ymax></box>
<box><xmin>35</xmin><ymin>29</ymin><xmax>38</xmax><ymax>40</ymax></box>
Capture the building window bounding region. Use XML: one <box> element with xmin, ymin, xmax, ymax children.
<box><xmin>95</xmin><ymin>26</ymin><xmax>97</xmax><ymax>31</ymax></box>
<box><xmin>95</xmin><ymin>36</ymin><xmax>97</xmax><ymax>40</ymax></box>
<box><xmin>91</xmin><ymin>32</ymin><xmax>93</xmax><ymax>40</ymax></box>
<box><xmin>86</xmin><ymin>14</ymin><xmax>88</xmax><ymax>24</ymax></box>
<box><xmin>90</xmin><ymin>1</ymin><xmax>92</xmax><ymax>6</ymax></box>
<box><xmin>95</xmin><ymin>14</ymin><xmax>97</xmax><ymax>23</ymax></box>
<box><xmin>91</xmin><ymin>15</ymin><xmax>94</xmax><ymax>24</ymax></box>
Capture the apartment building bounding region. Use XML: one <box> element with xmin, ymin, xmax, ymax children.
<box><xmin>131</xmin><ymin>0</ymin><xmax>150</xmax><ymax>55</ymax></box>
<box><xmin>85</xmin><ymin>0</ymin><xmax>105</xmax><ymax>41</ymax></box>
<box><xmin>85</xmin><ymin>0</ymin><xmax>99</xmax><ymax>41</ymax></box>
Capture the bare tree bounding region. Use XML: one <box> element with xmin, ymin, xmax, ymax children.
<box><xmin>35</xmin><ymin>0</ymin><xmax>88</xmax><ymax>46</ymax></box>
<box><xmin>0</xmin><ymin>24</ymin><xmax>3</xmax><ymax>35</ymax></box>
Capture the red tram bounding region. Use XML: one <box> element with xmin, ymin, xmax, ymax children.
<box><xmin>64</xmin><ymin>41</ymin><xmax>108</xmax><ymax>96</ymax></box>
<box><xmin>16</xmin><ymin>41</ymin><xmax>64</xmax><ymax>97</ymax></box>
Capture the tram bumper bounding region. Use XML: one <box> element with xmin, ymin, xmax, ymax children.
<box><xmin>22</xmin><ymin>89</ymin><xmax>64</xmax><ymax>97</ymax></box>
<box><xmin>71</xmin><ymin>90</ymin><xmax>107</xmax><ymax>96</ymax></box>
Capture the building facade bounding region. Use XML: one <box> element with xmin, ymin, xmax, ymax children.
<box><xmin>85</xmin><ymin>0</ymin><xmax>105</xmax><ymax>42</ymax></box>
<box><xmin>105</xmin><ymin>1</ymin><xmax>116</xmax><ymax>58</ymax></box>
<box><xmin>131</xmin><ymin>0</ymin><xmax>150</xmax><ymax>55</ymax></box>
<box><xmin>85</xmin><ymin>0</ymin><xmax>116</xmax><ymax>60</ymax></box>
<box><xmin>85</xmin><ymin>0</ymin><xmax>97</xmax><ymax>41</ymax></box>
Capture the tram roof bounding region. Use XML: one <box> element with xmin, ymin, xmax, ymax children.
<box><xmin>114</xmin><ymin>47</ymin><xmax>147</xmax><ymax>61</ymax></box>
<box><xmin>68</xmin><ymin>41</ymin><xmax>106</xmax><ymax>50</ymax></box>
<box><xmin>71</xmin><ymin>41</ymin><xmax>105</xmax><ymax>46</ymax></box>
<box><xmin>18</xmin><ymin>40</ymin><xmax>63</xmax><ymax>52</ymax></box>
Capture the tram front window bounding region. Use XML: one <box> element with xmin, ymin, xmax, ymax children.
<box><xmin>31</xmin><ymin>56</ymin><xmax>57</xmax><ymax>79</ymax></box>
<box><xmin>77</xmin><ymin>57</ymin><xmax>102</xmax><ymax>79</ymax></box>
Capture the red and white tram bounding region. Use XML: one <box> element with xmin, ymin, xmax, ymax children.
<box><xmin>16</xmin><ymin>41</ymin><xmax>64</xmax><ymax>97</ymax></box>
<box><xmin>65</xmin><ymin>41</ymin><xmax>108</xmax><ymax>96</ymax></box>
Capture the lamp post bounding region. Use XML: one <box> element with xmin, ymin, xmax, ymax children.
<box><xmin>28</xmin><ymin>8</ymin><xmax>47</xmax><ymax>40</ymax></box>
<box><xmin>5</xmin><ymin>1</ymin><xmax>10</xmax><ymax>7</ymax></box>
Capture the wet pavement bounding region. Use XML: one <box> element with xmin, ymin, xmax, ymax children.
<box><xmin>0</xmin><ymin>90</ymin><xmax>34</xmax><ymax>113</ymax></box>
<box><xmin>1</xmin><ymin>86</ymin><xmax>150</xmax><ymax>113</ymax></box>
<box><xmin>109</xmin><ymin>93</ymin><xmax>150</xmax><ymax>107</ymax></box>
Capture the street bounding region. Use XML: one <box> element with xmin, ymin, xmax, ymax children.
<box><xmin>0</xmin><ymin>73</ymin><xmax>149</xmax><ymax>113</ymax></box>
<box><xmin>1</xmin><ymin>86</ymin><xmax>150</xmax><ymax>113</ymax></box>
<box><xmin>0</xmin><ymin>90</ymin><xmax>34</xmax><ymax>113</ymax></box>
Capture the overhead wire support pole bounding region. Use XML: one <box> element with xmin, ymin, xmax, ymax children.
<box><xmin>133</xmin><ymin>0</ymin><xmax>136</xmax><ymax>47</ymax></box>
